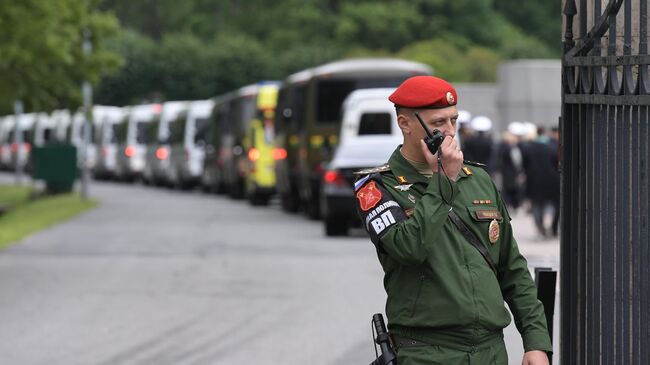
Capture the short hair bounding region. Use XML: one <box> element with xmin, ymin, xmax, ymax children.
<box><xmin>395</xmin><ymin>106</ymin><xmax>414</xmax><ymax>118</ymax></box>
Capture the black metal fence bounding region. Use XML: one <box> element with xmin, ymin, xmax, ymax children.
<box><xmin>561</xmin><ymin>0</ymin><xmax>649</xmax><ymax>364</ymax></box>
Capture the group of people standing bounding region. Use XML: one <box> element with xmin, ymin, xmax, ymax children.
<box><xmin>461</xmin><ymin>119</ymin><xmax>561</xmax><ymax>238</ymax></box>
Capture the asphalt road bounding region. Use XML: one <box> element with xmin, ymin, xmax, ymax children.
<box><xmin>0</xmin><ymin>174</ymin><xmax>559</xmax><ymax>364</ymax></box>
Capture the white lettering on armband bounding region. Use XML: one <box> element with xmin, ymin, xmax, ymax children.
<box><xmin>370</xmin><ymin>211</ymin><xmax>397</xmax><ymax>234</ymax></box>
<box><xmin>364</xmin><ymin>200</ymin><xmax>400</xmax><ymax>226</ymax></box>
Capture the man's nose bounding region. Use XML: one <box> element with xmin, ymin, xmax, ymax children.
<box><xmin>441</xmin><ymin>120</ymin><xmax>455</xmax><ymax>136</ymax></box>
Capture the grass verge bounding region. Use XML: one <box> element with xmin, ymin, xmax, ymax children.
<box><xmin>0</xmin><ymin>189</ymin><xmax>98</xmax><ymax>250</ymax></box>
<box><xmin>0</xmin><ymin>185</ymin><xmax>31</xmax><ymax>208</ymax></box>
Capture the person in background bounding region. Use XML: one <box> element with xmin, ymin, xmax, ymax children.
<box><xmin>520</xmin><ymin>125</ymin><xmax>559</xmax><ymax>237</ymax></box>
<box><xmin>493</xmin><ymin>127</ymin><xmax>524</xmax><ymax>212</ymax></box>
<box><xmin>547</xmin><ymin>127</ymin><xmax>560</xmax><ymax>236</ymax></box>
<box><xmin>462</xmin><ymin>116</ymin><xmax>494</xmax><ymax>170</ymax></box>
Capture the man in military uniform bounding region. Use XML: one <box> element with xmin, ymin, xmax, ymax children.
<box><xmin>354</xmin><ymin>76</ymin><xmax>552</xmax><ymax>365</ymax></box>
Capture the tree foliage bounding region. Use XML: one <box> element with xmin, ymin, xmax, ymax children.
<box><xmin>3</xmin><ymin>0</ymin><xmax>559</xmax><ymax>108</ymax></box>
<box><xmin>0</xmin><ymin>0</ymin><xmax>122</xmax><ymax>113</ymax></box>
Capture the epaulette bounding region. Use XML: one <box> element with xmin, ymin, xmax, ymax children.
<box><xmin>463</xmin><ymin>160</ymin><xmax>487</xmax><ymax>168</ymax></box>
<box><xmin>352</xmin><ymin>163</ymin><xmax>391</xmax><ymax>175</ymax></box>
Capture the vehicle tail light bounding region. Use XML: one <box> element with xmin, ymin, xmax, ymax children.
<box><xmin>125</xmin><ymin>145</ymin><xmax>135</xmax><ymax>158</ymax></box>
<box><xmin>272</xmin><ymin>148</ymin><xmax>287</xmax><ymax>160</ymax></box>
<box><xmin>156</xmin><ymin>147</ymin><xmax>169</xmax><ymax>160</ymax></box>
<box><xmin>248</xmin><ymin>148</ymin><xmax>260</xmax><ymax>161</ymax></box>
<box><xmin>324</xmin><ymin>170</ymin><xmax>347</xmax><ymax>187</ymax></box>
<box><xmin>10</xmin><ymin>143</ymin><xmax>18</xmax><ymax>153</ymax></box>
<box><xmin>24</xmin><ymin>143</ymin><xmax>31</xmax><ymax>153</ymax></box>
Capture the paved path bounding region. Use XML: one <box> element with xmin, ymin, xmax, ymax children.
<box><xmin>0</xmin><ymin>174</ymin><xmax>559</xmax><ymax>364</ymax></box>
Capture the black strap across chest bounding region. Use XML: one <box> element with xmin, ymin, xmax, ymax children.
<box><xmin>448</xmin><ymin>209</ymin><xmax>498</xmax><ymax>275</ymax></box>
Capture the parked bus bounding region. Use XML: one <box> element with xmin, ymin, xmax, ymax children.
<box><xmin>94</xmin><ymin>107</ymin><xmax>127</xmax><ymax>179</ymax></box>
<box><xmin>274</xmin><ymin>58</ymin><xmax>432</xmax><ymax>218</ymax></box>
<box><xmin>143</xmin><ymin>101</ymin><xmax>188</xmax><ymax>186</ymax></box>
<box><xmin>8</xmin><ymin>113</ymin><xmax>38</xmax><ymax>169</ymax></box>
<box><xmin>201</xmin><ymin>94</ymin><xmax>230</xmax><ymax>194</ymax></box>
<box><xmin>206</xmin><ymin>82</ymin><xmax>280</xmax><ymax>198</ymax></box>
<box><xmin>32</xmin><ymin>113</ymin><xmax>57</xmax><ymax>148</ymax></box>
<box><xmin>242</xmin><ymin>82</ymin><xmax>281</xmax><ymax>205</ymax></box>
<box><xmin>115</xmin><ymin>104</ymin><xmax>161</xmax><ymax>181</ymax></box>
<box><xmin>0</xmin><ymin>116</ymin><xmax>15</xmax><ymax>170</ymax></box>
<box><xmin>52</xmin><ymin>109</ymin><xmax>72</xmax><ymax>144</ymax></box>
<box><xmin>167</xmin><ymin>99</ymin><xmax>214</xmax><ymax>189</ymax></box>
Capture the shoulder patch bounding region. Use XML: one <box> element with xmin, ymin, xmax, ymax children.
<box><xmin>463</xmin><ymin>160</ymin><xmax>487</xmax><ymax>168</ymax></box>
<box><xmin>353</xmin><ymin>163</ymin><xmax>391</xmax><ymax>175</ymax></box>
<box><xmin>356</xmin><ymin>181</ymin><xmax>383</xmax><ymax>211</ymax></box>
<box><xmin>355</xmin><ymin>174</ymin><xmax>408</xmax><ymax>246</ymax></box>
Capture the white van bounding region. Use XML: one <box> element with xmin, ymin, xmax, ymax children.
<box><xmin>6</xmin><ymin>113</ymin><xmax>37</xmax><ymax>170</ymax></box>
<box><xmin>115</xmin><ymin>104</ymin><xmax>161</xmax><ymax>181</ymax></box>
<box><xmin>33</xmin><ymin>113</ymin><xmax>58</xmax><ymax>147</ymax></box>
<box><xmin>52</xmin><ymin>110</ymin><xmax>72</xmax><ymax>144</ymax></box>
<box><xmin>95</xmin><ymin>107</ymin><xmax>127</xmax><ymax>179</ymax></box>
<box><xmin>0</xmin><ymin>116</ymin><xmax>15</xmax><ymax>169</ymax></box>
<box><xmin>167</xmin><ymin>99</ymin><xmax>214</xmax><ymax>189</ymax></box>
<box><xmin>143</xmin><ymin>101</ymin><xmax>189</xmax><ymax>186</ymax></box>
<box><xmin>320</xmin><ymin>88</ymin><xmax>402</xmax><ymax>236</ymax></box>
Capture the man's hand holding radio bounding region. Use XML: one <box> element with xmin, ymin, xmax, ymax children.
<box><xmin>420</xmin><ymin>136</ymin><xmax>463</xmax><ymax>181</ymax></box>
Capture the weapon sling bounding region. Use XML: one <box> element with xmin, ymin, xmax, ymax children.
<box><xmin>448</xmin><ymin>209</ymin><xmax>498</xmax><ymax>276</ymax></box>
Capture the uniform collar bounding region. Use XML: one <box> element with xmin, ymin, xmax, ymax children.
<box><xmin>388</xmin><ymin>145</ymin><xmax>471</xmax><ymax>183</ymax></box>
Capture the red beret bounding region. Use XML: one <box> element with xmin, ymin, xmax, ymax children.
<box><xmin>389</xmin><ymin>76</ymin><xmax>457</xmax><ymax>109</ymax></box>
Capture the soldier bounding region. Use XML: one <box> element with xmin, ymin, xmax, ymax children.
<box><xmin>354</xmin><ymin>76</ymin><xmax>551</xmax><ymax>365</ymax></box>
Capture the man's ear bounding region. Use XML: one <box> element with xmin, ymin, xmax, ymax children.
<box><xmin>397</xmin><ymin>114</ymin><xmax>410</xmax><ymax>135</ymax></box>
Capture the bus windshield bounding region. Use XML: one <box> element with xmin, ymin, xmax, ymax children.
<box><xmin>136</xmin><ymin>122</ymin><xmax>149</xmax><ymax>144</ymax></box>
<box><xmin>315</xmin><ymin>77</ymin><xmax>408</xmax><ymax>124</ymax></box>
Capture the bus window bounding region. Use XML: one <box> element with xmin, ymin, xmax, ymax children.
<box><xmin>356</xmin><ymin>77</ymin><xmax>408</xmax><ymax>89</ymax></box>
<box><xmin>136</xmin><ymin>122</ymin><xmax>149</xmax><ymax>144</ymax></box>
<box><xmin>235</xmin><ymin>96</ymin><xmax>256</xmax><ymax>134</ymax></box>
<box><xmin>358</xmin><ymin>113</ymin><xmax>392</xmax><ymax>135</ymax></box>
<box><xmin>194</xmin><ymin>117</ymin><xmax>209</xmax><ymax>145</ymax></box>
<box><xmin>148</xmin><ymin>120</ymin><xmax>160</xmax><ymax>144</ymax></box>
<box><xmin>43</xmin><ymin>128</ymin><xmax>54</xmax><ymax>143</ymax></box>
<box><xmin>217</xmin><ymin>103</ymin><xmax>231</xmax><ymax>135</ymax></box>
<box><xmin>169</xmin><ymin>116</ymin><xmax>186</xmax><ymax>144</ymax></box>
<box><xmin>315</xmin><ymin>80</ymin><xmax>356</xmax><ymax>124</ymax></box>
<box><xmin>114</xmin><ymin>122</ymin><xmax>128</xmax><ymax>143</ymax></box>
<box><xmin>293</xmin><ymin>84</ymin><xmax>307</xmax><ymax>131</ymax></box>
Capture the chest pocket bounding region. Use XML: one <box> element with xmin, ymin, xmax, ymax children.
<box><xmin>466</xmin><ymin>205</ymin><xmax>503</xmax><ymax>247</ymax></box>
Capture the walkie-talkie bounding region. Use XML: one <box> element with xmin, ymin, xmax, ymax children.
<box><xmin>414</xmin><ymin>111</ymin><xmax>453</xmax><ymax>205</ymax></box>
<box><xmin>414</xmin><ymin>112</ymin><xmax>444</xmax><ymax>155</ymax></box>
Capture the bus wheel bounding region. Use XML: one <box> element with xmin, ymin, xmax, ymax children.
<box><xmin>281</xmin><ymin>193</ymin><xmax>299</xmax><ymax>213</ymax></box>
<box><xmin>325</xmin><ymin>217</ymin><xmax>349</xmax><ymax>236</ymax></box>
<box><xmin>249</xmin><ymin>192</ymin><xmax>270</xmax><ymax>206</ymax></box>
<box><xmin>305</xmin><ymin>200</ymin><xmax>321</xmax><ymax>220</ymax></box>
<box><xmin>229</xmin><ymin>183</ymin><xmax>244</xmax><ymax>199</ymax></box>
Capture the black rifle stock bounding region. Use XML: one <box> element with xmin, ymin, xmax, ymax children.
<box><xmin>369</xmin><ymin>313</ymin><xmax>397</xmax><ymax>365</ymax></box>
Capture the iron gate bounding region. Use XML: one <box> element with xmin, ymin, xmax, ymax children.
<box><xmin>562</xmin><ymin>0</ymin><xmax>649</xmax><ymax>364</ymax></box>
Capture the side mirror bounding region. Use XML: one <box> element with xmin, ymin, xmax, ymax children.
<box><xmin>282</xmin><ymin>108</ymin><xmax>293</xmax><ymax>120</ymax></box>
